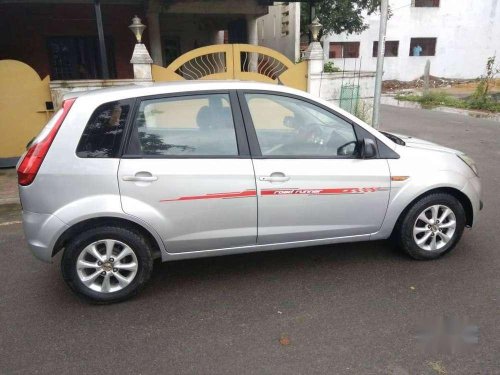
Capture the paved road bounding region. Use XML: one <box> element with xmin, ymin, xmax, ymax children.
<box><xmin>1</xmin><ymin>106</ymin><xmax>499</xmax><ymax>375</ymax></box>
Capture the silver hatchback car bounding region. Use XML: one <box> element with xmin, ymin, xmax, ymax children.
<box><xmin>18</xmin><ymin>81</ymin><xmax>482</xmax><ymax>303</ymax></box>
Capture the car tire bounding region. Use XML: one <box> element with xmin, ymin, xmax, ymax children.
<box><xmin>396</xmin><ymin>193</ymin><xmax>466</xmax><ymax>260</ymax></box>
<box><xmin>61</xmin><ymin>226</ymin><xmax>153</xmax><ymax>304</ymax></box>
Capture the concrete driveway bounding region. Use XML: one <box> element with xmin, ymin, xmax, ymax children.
<box><xmin>0</xmin><ymin>105</ymin><xmax>499</xmax><ymax>374</ymax></box>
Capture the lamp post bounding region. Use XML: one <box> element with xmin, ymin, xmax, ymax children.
<box><xmin>304</xmin><ymin>17</ymin><xmax>324</xmax><ymax>96</ymax></box>
<box><xmin>372</xmin><ymin>0</ymin><xmax>389</xmax><ymax>129</ymax></box>
<box><xmin>129</xmin><ymin>15</ymin><xmax>153</xmax><ymax>80</ymax></box>
<box><xmin>308</xmin><ymin>17</ymin><xmax>322</xmax><ymax>43</ymax></box>
<box><xmin>129</xmin><ymin>15</ymin><xmax>147</xmax><ymax>44</ymax></box>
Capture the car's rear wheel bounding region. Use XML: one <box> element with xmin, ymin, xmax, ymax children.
<box><xmin>397</xmin><ymin>193</ymin><xmax>466</xmax><ymax>260</ymax></box>
<box><xmin>61</xmin><ymin>226</ymin><xmax>153</xmax><ymax>303</ymax></box>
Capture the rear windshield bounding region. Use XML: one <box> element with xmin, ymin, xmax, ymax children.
<box><xmin>76</xmin><ymin>101</ymin><xmax>130</xmax><ymax>158</ymax></box>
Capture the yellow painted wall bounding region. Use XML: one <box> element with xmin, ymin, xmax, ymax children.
<box><xmin>0</xmin><ymin>60</ymin><xmax>52</xmax><ymax>159</ymax></box>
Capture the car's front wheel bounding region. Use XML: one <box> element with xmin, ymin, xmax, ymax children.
<box><xmin>397</xmin><ymin>193</ymin><xmax>466</xmax><ymax>260</ymax></box>
<box><xmin>61</xmin><ymin>226</ymin><xmax>153</xmax><ymax>303</ymax></box>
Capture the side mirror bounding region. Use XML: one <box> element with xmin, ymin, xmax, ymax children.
<box><xmin>360</xmin><ymin>138</ymin><xmax>377</xmax><ymax>159</ymax></box>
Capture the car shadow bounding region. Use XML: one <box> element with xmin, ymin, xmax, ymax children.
<box><xmin>142</xmin><ymin>240</ymin><xmax>409</xmax><ymax>298</ymax></box>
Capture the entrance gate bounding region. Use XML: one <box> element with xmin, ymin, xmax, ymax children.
<box><xmin>152</xmin><ymin>44</ymin><xmax>307</xmax><ymax>91</ymax></box>
<box><xmin>0</xmin><ymin>60</ymin><xmax>52</xmax><ymax>167</ymax></box>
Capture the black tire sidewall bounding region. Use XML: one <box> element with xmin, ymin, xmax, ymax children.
<box><xmin>399</xmin><ymin>193</ymin><xmax>466</xmax><ymax>260</ymax></box>
<box><xmin>61</xmin><ymin>226</ymin><xmax>153</xmax><ymax>303</ymax></box>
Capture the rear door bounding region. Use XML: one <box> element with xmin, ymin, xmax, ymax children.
<box><xmin>239</xmin><ymin>91</ymin><xmax>391</xmax><ymax>244</ymax></box>
<box><xmin>118</xmin><ymin>91</ymin><xmax>257</xmax><ymax>253</ymax></box>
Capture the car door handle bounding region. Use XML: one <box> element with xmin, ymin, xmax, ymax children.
<box><xmin>259</xmin><ymin>173</ymin><xmax>290</xmax><ymax>182</ymax></box>
<box><xmin>122</xmin><ymin>174</ymin><xmax>158</xmax><ymax>182</ymax></box>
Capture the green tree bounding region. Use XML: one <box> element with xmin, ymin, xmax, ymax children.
<box><xmin>301</xmin><ymin>0</ymin><xmax>381</xmax><ymax>38</ymax></box>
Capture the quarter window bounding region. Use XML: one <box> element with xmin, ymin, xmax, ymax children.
<box><xmin>127</xmin><ymin>94</ymin><xmax>239</xmax><ymax>156</ymax></box>
<box><xmin>244</xmin><ymin>93</ymin><xmax>358</xmax><ymax>158</ymax></box>
<box><xmin>76</xmin><ymin>101</ymin><xmax>130</xmax><ymax>158</ymax></box>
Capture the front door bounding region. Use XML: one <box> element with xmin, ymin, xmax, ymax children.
<box><xmin>239</xmin><ymin>92</ymin><xmax>390</xmax><ymax>244</ymax></box>
<box><xmin>118</xmin><ymin>92</ymin><xmax>257</xmax><ymax>253</ymax></box>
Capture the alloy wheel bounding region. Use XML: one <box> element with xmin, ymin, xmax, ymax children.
<box><xmin>413</xmin><ymin>204</ymin><xmax>457</xmax><ymax>251</ymax></box>
<box><xmin>76</xmin><ymin>239</ymin><xmax>138</xmax><ymax>293</ymax></box>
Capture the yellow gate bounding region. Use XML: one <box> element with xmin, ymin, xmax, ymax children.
<box><xmin>152</xmin><ymin>44</ymin><xmax>307</xmax><ymax>91</ymax></box>
<box><xmin>0</xmin><ymin>60</ymin><xmax>52</xmax><ymax>167</ymax></box>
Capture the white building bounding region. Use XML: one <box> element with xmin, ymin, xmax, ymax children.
<box><xmin>257</xmin><ymin>2</ymin><xmax>301</xmax><ymax>62</ymax></box>
<box><xmin>323</xmin><ymin>0</ymin><xmax>500</xmax><ymax>81</ymax></box>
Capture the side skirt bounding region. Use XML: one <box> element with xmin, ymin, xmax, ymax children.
<box><xmin>160</xmin><ymin>233</ymin><xmax>373</xmax><ymax>261</ymax></box>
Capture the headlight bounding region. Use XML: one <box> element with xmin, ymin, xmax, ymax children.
<box><xmin>457</xmin><ymin>154</ymin><xmax>479</xmax><ymax>176</ymax></box>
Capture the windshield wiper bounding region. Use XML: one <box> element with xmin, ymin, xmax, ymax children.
<box><xmin>380</xmin><ymin>131</ymin><xmax>406</xmax><ymax>146</ymax></box>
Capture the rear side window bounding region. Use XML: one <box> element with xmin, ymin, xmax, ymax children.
<box><xmin>76</xmin><ymin>101</ymin><xmax>130</xmax><ymax>158</ymax></box>
<box><xmin>125</xmin><ymin>93</ymin><xmax>239</xmax><ymax>156</ymax></box>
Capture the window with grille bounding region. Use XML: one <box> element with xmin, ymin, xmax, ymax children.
<box><xmin>329</xmin><ymin>42</ymin><xmax>360</xmax><ymax>58</ymax></box>
<box><xmin>372</xmin><ymin>41</ymin><xmax>399</xmax><ymax>57</ymax></box>
<box><xmin>409</xmin><ymin>38</ymin><xmax>437</xmax><ymax>56</ymax></box>
<box><xmin>281</xmin><ymin>4</ymin><xmax>290</xmax><ymax>36</ymax></box>
<box><xmin>47</xmin><ymin>36</ymin><xmax>115</xmax><ymax>80</ymax></box>
<box><xmin>413</xmin><ymin>0</ymin><xmax>439</xmax><ymax>7</ymax></box>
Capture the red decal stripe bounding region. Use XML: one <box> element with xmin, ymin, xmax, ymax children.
<box><xmin>160</xmin><ymin>189</ymin><xmax>257</xmax><ymax>202</ymax></box>
<box><xmin>261</xmin><ymin>187</ymin><xmax>384</xmax><ymax>196</ymax></box>
<box><xmin>161</xmin><ymin>187</ymin><xmax>386</xmax><ymax>202</ymax></box>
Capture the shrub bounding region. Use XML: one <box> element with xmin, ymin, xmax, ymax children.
<box><xmin>395</xmin><ymin>91</ymin><xmax>500</xmax><ymax>112</ymax></box>
<box><xmin>324</xmin><ymin>61</ymin><xmax>341</xmax><ymax>73</ymax></box>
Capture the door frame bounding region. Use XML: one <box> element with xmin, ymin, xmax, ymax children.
<box><xmin>119</xmin><ymin>89</ymin><xmax>251</xmax><ymax>159</ymax></box>
<box><xmin>235</xmin><ymin>89</ymin><xmax>397</xmax><ymax>160</ymax></box>
<box><xmin>235</xmin><ymin>89</ymin><xmax>395</xmax><ymax>243</ymax></box>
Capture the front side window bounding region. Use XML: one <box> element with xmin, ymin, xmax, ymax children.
<box><xmin>127</xmin><ymin>93</ymin><xmax>238</xmax><ymax>156</ymax></box>
<box><xmin>244</xmin><ymin>93</ymin><xmax>358</xmax><ymax>158</ymax></box>
<box><xmin>76</xmin><ymin>101</ymin><xmax>130</xmax><ymax>158</ymax></box>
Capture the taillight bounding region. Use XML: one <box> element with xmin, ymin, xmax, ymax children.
<box><xmin>17</xmin><ymin>98</ymin><xmax>76</xmax><ymax>186</ymax></box>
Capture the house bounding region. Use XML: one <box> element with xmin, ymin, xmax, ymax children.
<box><xmin>323</xmin><ymin>0</ymin><xmax>500</xmax><ymax>81</ymax></box>
<box><xmin>0</xmin><ymin>0</ymin><xmax>282</xmax><ymax>82</ymax></box>
<box><xmin>0</xmin><ymin>0</ymin><xmax>300</xmax><ymax>167</ymax></box>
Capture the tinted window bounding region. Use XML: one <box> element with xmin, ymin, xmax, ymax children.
<box><xmin>76</xmin><ymin>101</ymin><xmax>129</xmax><ymax>158</ymax></box>
<box><xmin>127</xmin><ymin>94</ymin><xmax>238</xmax><ymax>156</ymax></box>
<box><xmin>244</xmin><ymin>93</ymin><xmax>358</xmax><ymax>157</ymax></box>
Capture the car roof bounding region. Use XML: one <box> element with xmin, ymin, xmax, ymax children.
<box><xmin>66</xmin><ymin>80</ymin><xmax>306</xmax><ymax>102</ymax></box>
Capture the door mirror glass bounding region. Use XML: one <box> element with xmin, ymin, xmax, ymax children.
<box><xmin>337</xmin><ymin>140</ymin><xmax>357</xmax><ymax>156</ymax></box>
<box><xmin>361</xmin><ymin>138</ymin><xmax>377</xmax><ymax>159</ymax></box>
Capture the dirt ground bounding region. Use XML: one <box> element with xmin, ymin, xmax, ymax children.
<box><xmin>383</xmin><ymin>77</ymin><xmax>500</xmax><ymax>97</ymax></box>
